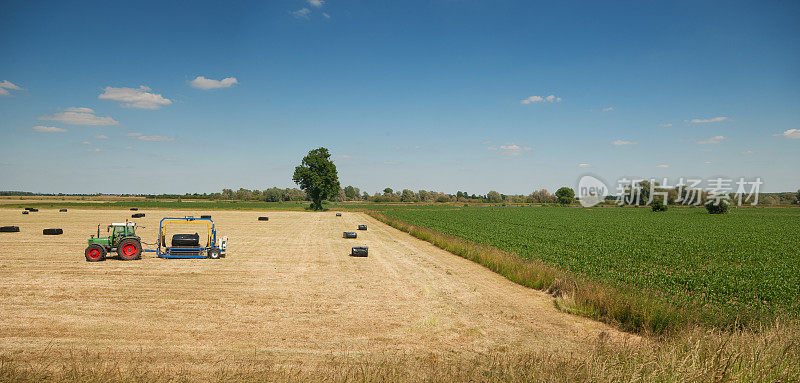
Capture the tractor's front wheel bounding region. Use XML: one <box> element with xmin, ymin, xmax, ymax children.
<box><xmin>208</xmin><ymin>249</ymin><xmax>221</xmax><ymax>259</ymax></box>
<box><xmin>117</xmin><ymin>238</ymin><xmax>142</xmax><ymax>260</ymax></box>
<box><xmin>85</xmin><ymin>244</ymin><xmax>107</xmax><ymax>262</ymax></box>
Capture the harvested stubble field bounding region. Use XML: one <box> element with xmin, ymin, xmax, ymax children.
<box><xmin>0</xmin><ymin>209</ymin><xmax>637</xmax><ymax>380</ymax></box>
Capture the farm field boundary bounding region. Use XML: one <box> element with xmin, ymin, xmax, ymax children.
<box><xmin>366</xmin><ymin>210</ymin><xmax>691</xmax><ymax>335</ymax></box>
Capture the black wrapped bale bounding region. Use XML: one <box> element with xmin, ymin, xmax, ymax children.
<box><xmin>24</xmin><ymin>207</ymin><xmax>34</xmax><ymax>211</ymax></box>
<box><xmin>357</xmin><ymin>225</ymin><xmax>367</xmax><ymax>231</ymax></box>
<box><xmin>43</xmin><ymin>228</ymin><xmax>63</xmax><ymax>235</ymax></box>
<box><xmin>343</xmin><ymin>232</ymin><xmax>357</xmax><ymax>239</ymax></box>
<box><xmin>0</xmin><ymin>226</ymin><xmax>20</xmax><ymax>233</ymax></box>
<box><xmin>22</xmin><ymin>211</ymin><xmax>29</xmax><ymax>215</ymax></box>
<box><xmin>258</xmin><ymin>217</ymin><xmax>269</xmax><ymax>221</ymax></box>
<box><xmin>201</xmin><ymin>215</ymin><xmax>212</xmax><ymax>219</ymax></box>
<box><xmin>29</xmin><ymin>208</ymin><xmax>38</xmax><ymax>212</ymax></box>
<box><xmin>336</xmin><ymin>213</ymin><xmax>342</xmax><ymax>217</ymax></box>
<box><xmin>350</xmin><ymin>247</ymin><xmax>368</xmax><ymax>257</ymax></box>
<box><xmin>172</xmin><ymin>233</ymin><xmax>200</xmax><ymax>247</ymax></box>
<box><xmin>59</xmin><ymin>209</ymin><xmax>68</xmax><ymax>212</ymax></box>
<box><xmin>130</xmin><ymin>208</ymin><xmax>139</xmax><ymax>211</ymax></box>
<box><xmin>132</xmin><ymin>213</ymin><xmax>145</xmax><ymax>218</ymax></box>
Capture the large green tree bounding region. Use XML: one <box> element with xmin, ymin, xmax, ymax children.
<box><xmin>486</xmin><ymin>190</ymin><xmax>503</xmax><ymax>203</ymax></box>
<box><xmin>292</xmin><ymin>147</ymin><xmax>340</xmax><ymax>210</ymax></box>
<box><xmin>555</xmin><ymin>187</ymin><xmax>575</xmax><ymax>205</ymax></box>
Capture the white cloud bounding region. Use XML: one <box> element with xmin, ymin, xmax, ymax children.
<box><xmin>81</xmin><ymin>141</ymin><xmax>90</xmax><ymax>145</ymax></box>
<box><xmin>322</xmin><ymin>12</ymin><xmax>330</xmax><ymax>18</ymax></box>
<box><xmin>292</xmin><ymin>8</ymin><xmax>311</xmax><ymax>18</ymax></box>
<box><xmin>698</xmin><ymin>135</ymin><xmax>726</xmax><ymax>144</ymax></box>
<box><xmin>742</xmin><ymin>150</ymin><xmax>754</xmax><ymax>155</ymax></box>
<box><xmin>578</xmin><ymin>163</ymin><xmax>590</xmax><ymax>167</ymax></box>
<box><xmin>87</xmin><ymin>148</ymin><xmax>101</xmax><ymax>152</ymax></box>
<box><xmin>383</xmin><ymin>161</ymin><xmax>399</xmax><ymax>165</ymax></box>
<box><xmin>704</xmin><ymin>161</ymin><xmax>712</xmax><ymax>164</ymax></box>
<box><xmin>690</xmin><ymin>116</ymin><xmax>729</xmax><ymax>124</ymax></box>
<box><xmin>32</xmin><ymin>126</ymin><xmax>67</xmax><ymax>133</ymax></box>
<box><xmin>190</xmin><ymin>76</ymin><xmax>239</xmax><ymax>90</ymax></box>
<box><xmin>611</xmin><ymin>140</ymin><xmax>637</xmax><ymax>146</ymax></box>
<box><xmin>602</xmin><ymin>107</ymin><xmax>614</xmax><ymax>112</ymax></box>
<box><xmin>521</xmin><ymin>94</ymin><xmax>561</xmax><ymax>104</ymax></box>
<box><xmin>656</xmin><ymin>164</ymin><xmax>669</xmax><ymax>168</ymax></box>
<box><xmin>497</xmin><ymin>143</ymin><xmax>532</xmax><ymax>156</ymax></box>
<box><xmin>308</xmin><ymin>0</ymin><xmax>324</xmax><ymax>7</ymax></box>
<box><xmin>336</xmin><ymin>154</ymin><xmax>352</xmax><ymax>160</ymax></box>
<box><xmin>137</xmin><ymin>135</ymin><xmax>174</xmax><ymax>142</ymax></box>
<box><xmin>659</xmin><ymin>123</ymin><xmax>673</xmax><ymax>127</ymax></box>
<box><xmin>95</xmin><ymin>135</ymin><xmax>108</xmax><ymax>139</ymax></box>
<box><xmin>126</xmin><ymin>132</ymin><xmax>142</xmax><ymax>136</ymax></box>
<box><xmin>99</xmin><ymin>85</ymin><xmax>172</xmax><ymax>109</ymax></box>
<box><xmin>774</xmin><ymin>129</ymin><xmax>800</xmax><ymax>139</ymax></box>
<box><xmin>0</xmin><ymin>80</ymin><xmax>23</xmax><ymax>96</ymax></box>
<box><xmin>39</xmin><ymin>107</ymin><xmax>118</xmax><ymax>126</ymax></box>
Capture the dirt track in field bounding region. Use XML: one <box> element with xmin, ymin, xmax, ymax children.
<box><xmin>0</xmin><ymin>209</ymin><xmax>633</xmax><ymax>371</ymax></box>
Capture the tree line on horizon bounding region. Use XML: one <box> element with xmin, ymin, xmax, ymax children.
<box><xmin>2</xmin><ymin>187</ymin><xmax>799</xmax><ymax>206</ymax></box>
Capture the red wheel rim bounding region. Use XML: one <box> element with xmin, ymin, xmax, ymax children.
<box><xmin>88</xmin><ymin>249</ymin><xmax>101</xmax><ymax>259</ymax></box>
<box><xmin>121</xmin><ymin>243</ymin><xmax>137</xmax><ymax>257</ymax></box>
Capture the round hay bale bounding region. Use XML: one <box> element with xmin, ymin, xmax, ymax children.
<box><xmin>59</xmin><ymin>209</ymin><xmax>68</xmax><ymax>212</ymax></box>
<box><xmin>343</xmin><ymin>232</ymin><xmax>357</xmax><ymax>239</ymax></box>
<box><xmin>22</xmin><ymin>211</ymin><xmax>29</xmax><ymax>215</ymax></box>
<box><xmin>132</xmin><ymin>213</ymin><xmax>145</xmax><ymax>218</ymax></box>
<box><xmin>258</xmin><ymin>217</ymin><xmax>269</xmax><ymax>221</ymax></box>
<box><xmin>29</xmin><ymin>208</ymin><xmax>38</xmax><ymax>212</ymax></box>
<box><xmin>0</xmin><ymin>226</ymin><xmax>20</xmax><ymax>233</ymax></box>
<box><xmin>350</xmin><ymin>247</ymin><xmax>368</xmax><ymax>257</ymax></box>
<box><xmin>43</xmin><ymin>228</ymin><xmax>63</xmax><ymax>235</ymax></box>
<box><xmin>24</xmin><ymin>207</ymin><xmax>34</xmax><ymax>211</ymax></box>
<box><xmin>201</xmin><ymin>215</ymin><xmax>212</xmax><ymax>219</ymax></box>
<box><xmin>357</xmin><ymin>224</ymin><xmax>367</xmax><ymax>231</ymax></box>
<box><xmin>130</xmin><ymin>208</ymin><xmax>139</xmax><ymax>211</ymax></box>
<box><xmin>172</xmin><ymin>234</ymin><xmax>200</xmax><ymax>247</ymax></box>
<box><xmin>336</xmin><ymin>213</ymin><xmax>342</xmax><ymax>217</ymax></box>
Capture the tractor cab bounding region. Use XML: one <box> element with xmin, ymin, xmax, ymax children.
<box><xmin>85</xmin><ymin>222</ymin><xmax>142</xmax><ymax>262</ymax></box>
<box><xmin>110</xmin><ymin>223</ymin><xmax>137</xmax><ymax>239</ymax></box>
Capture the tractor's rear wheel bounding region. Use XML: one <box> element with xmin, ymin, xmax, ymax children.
<box><xmin>117</xmin><ymin>238</ymin><xmax>142</xmax><ymax>260</ymax></box>
<box><xmin>85</xmin><ymin>244</ymin><xmax>107</xmax><ymax>262</ymax></box>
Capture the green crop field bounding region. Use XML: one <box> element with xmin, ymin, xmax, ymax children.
<box><xmin>375</xmin><ymin>205</ymin><xmax>800</xmax><ymax>326</ymax></box>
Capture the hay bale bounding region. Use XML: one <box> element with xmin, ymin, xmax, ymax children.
<box><xmin>59</xmin><ymin>209</ymin><xmax>68</xmax><ymax>212</ymax></box>
<box><xmin>22</xmin><ymin>211</ymin><xmax>29</xmax><ymax>215</ymax></box>
<box><xmin>130</xmin><ymin>208</ymin><xmax>139</xmax><ymax>211</ymax></box>
<box><xmin>258</xmin><ymin>217</ymin><xmax>269</xmax><ymax>221</ymax></box>
<box><xmin>172</xmin><ymin>234</ymin><xmax>200</xmax><ymax>247</ymax></box>
<box><xmin>343</xmin><ymin>232</ymin><xmax>357</xmax><ymax>239</ymax></box>
<box><xmin>357</xmin><ymin>225</ymin><xmax>367</xmax><ymax>231</ymax></box>
<box><xmin>29</xmin><ymin>208</ymin><xmax>38</xmax><ymax>212</ymax></box>
<box><xmin>350</xmin><ymin>247</ymin><xmax>368</xmax><ymax>257</ymax></box>
<box><xmin>336</xmin><ymin>213</ymin><xmax>342</xmax><ymax>217</ymax></box>
<box><xmin>0</xmin><ymin>226</ymin><xmax>20</xmax><ymax>233</ymax></box>
<box><xmin>201</xmin><ymin>215</ymin><xmax>212</xmax><ymax>219</ymax></box>
<box><xmin>132</xmin><ymin>213</ymin><xmax>145</xmax><ymax>218</ymax></box>
<box><xmin>43</xmin><ymin>228</ymin><xmax>63</xmax><ymax>235</ymax></box>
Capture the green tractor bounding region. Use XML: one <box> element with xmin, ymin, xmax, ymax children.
<box><xmin>85</xmin><ymin>222</ymin><xmax>142</xmax><ymax>262</ymax></box>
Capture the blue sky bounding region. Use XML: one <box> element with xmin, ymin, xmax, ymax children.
<box><xmin>1</xmin><ymin>0</ymin><xmax>798</xmax><ymax>194</ymax></box>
